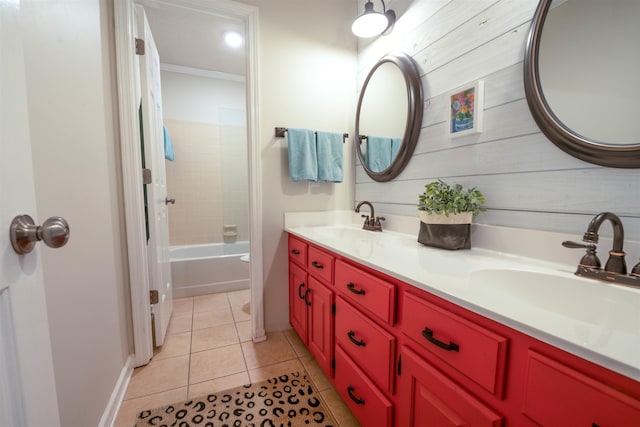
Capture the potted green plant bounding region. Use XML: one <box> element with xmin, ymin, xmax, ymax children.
<box><xmin>417</xmin><ymin>179</ymin><xmax>486</xmax><ymax>249</ymax></box>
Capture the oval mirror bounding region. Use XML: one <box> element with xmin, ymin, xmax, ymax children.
<box><xmin>356</xmin><ymin>52</ymin><xmax>423</xmax><ymax>181</ymax></box>
<box><xmin>524</xmin><ymin>0</ymin><xmax>640</xmax><ymax>168</ymax></box>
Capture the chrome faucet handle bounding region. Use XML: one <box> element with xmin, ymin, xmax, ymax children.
<box><xmin>562</xmin><ymin>240</ymin><xmax>601</xmax><ymax>268</ymax></box>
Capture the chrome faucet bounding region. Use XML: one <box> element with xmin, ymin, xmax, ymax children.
<box><xmin>562</xmin><ymin>212</ymin><xmax>640</xmax><ymax>287</ymax></box>
<box><xmin>355</xmin><ymin>201</ymin><xmax>385</xmax><ymax>232</ymax></box>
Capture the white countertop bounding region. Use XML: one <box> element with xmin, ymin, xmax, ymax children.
<box><xmin>284</xmin><ymin>212</ymin><xmax>640</xmax><ymax>381</ymax></box>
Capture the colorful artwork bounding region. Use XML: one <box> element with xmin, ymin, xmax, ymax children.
<box><xmin>448</xmin><ymin>80</ymin><xmax>484</xmax><ymax>138</ymax></box>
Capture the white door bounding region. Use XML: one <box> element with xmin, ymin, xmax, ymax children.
<box><xmin>0</xmin><ymin>2</ymin><xmax>60</xmax><ymax>426</ymax></box>
<box><xmin>137</xmin><ymin>6</ymin><xmax>173</xmax><ymax>347</ymax></box>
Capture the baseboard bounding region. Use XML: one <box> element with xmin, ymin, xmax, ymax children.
<box><xmin>98</xmin><ymin>354</ymin><xmax>134</xmax><ymax>427</ymax></box>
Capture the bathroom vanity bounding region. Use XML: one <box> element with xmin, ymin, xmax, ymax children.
<box><xmin>285</xmin><ymin>217</ymin><xmax>640</xmax><ymax>426</ymax></box>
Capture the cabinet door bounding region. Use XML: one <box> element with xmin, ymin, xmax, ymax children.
<box><xmin>397</xmin><ymin>346</ymin><xmax>503</xmax><ymax>427</ymax></box>
<box><xmin>289</xmin><ymin>262</ymin><xmax>308</xmax><ymax>344</ymax></box>
<box><xmin>307</xmin><ymin>276</ymin><xmax>334</xmax><ymax>377</ymax></box>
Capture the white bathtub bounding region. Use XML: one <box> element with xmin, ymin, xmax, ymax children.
<box><xmin>170</xmin><ymin>241</ymin><xmax>250</xmax><ymax>298</ymax></box>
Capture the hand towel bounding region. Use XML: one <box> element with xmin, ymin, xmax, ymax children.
<box><xmin>365</xmin><ymin>136</ymin><xmax>392</xmax><ymax>172</ymax></box>
<box><xmin>163</xmin><ymin>126</ymin><xmax>175</xmax><ymax>161</ymax></box>
<box><xmin>287</xmin><ymin>128</ymin><xmax>318</xmax><ymax>181</ymax></box>
<box><xmin>391</xmin><ymin>137</ymin><xmax>403</xmax><ymax>160</ymax></box>
<box><xmin>316</xmin><ymin>131</ymin><xmax>343</xmax><ymax>182</ymax></box>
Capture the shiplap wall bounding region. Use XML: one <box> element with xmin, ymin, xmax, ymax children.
<box><xmin>354</xmin><ymin>0</ymin><xmax>640</xmax><ymax>241</ymax></box>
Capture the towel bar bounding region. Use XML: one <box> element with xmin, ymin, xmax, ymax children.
<box><xmin>275</xmin><ymin>127</ymin><xmax>348</xmax><ymax>143</ymax></box>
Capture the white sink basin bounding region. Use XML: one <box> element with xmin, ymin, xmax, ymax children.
<box><xmin>468</xmin><ymin>268</ymin><xmax>640</xmax><ymax>335</ymax></box>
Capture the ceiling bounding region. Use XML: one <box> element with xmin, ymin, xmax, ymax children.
<box><xmin>138</xmin><ymin>1</ymin><xmax>246</xmax><ymax>76</ymax></box>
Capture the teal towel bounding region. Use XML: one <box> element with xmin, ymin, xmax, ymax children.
<box><xmin>391</xmin><ymin>137</ymin><xmax>402</xmax><ymax>160</ymax></box>
<box><xmin>365</xmin><ymin>136</ymin><xmax>392</xmax><ymax>172</ymax></box>
<box><xmin>163</xmin><ymin>126</ymin><xmax>175</xmax><ymax>161</ymax></box>
<box><xmin>316</xmin><ymin>131</ymin><xmax>343</xmax><ymax>183</ymax></box>
<box><xmin>287</xmin><ymin>128</ymin><xmax>318</xmax><ymax>181</ymax></box>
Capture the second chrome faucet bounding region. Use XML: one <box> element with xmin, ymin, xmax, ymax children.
<box><xmin>355</xmin><ymin>201</ymin><xmax>385</xmax><ymax>232</ymax></box>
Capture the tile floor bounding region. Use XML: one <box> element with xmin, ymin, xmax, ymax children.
<box><xmin>115</xmin><ymin>290</ymin><xmax>360</xmax><ymax>426</ymax></box>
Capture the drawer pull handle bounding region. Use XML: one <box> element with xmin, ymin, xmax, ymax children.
<box><xmin>311</xmin><ymin>261</ymin><xmax>324</xmax><ymax>269</ymax></box>
<box><xmin>304</xmin><ymin>288</ymin><xmax>311</xmax><ymax>306</ymax></box>
<box><xmin>347</xmin><ymin>330</ymin><xmax>366</xmax><ymax>347</ymax></box>
<box><xmin>422</xmin><ymin>327</ymin><xmax>459</xmax><ymax>352</ymax></box>
<box><xmin>346</xmin><ymin>282</ymin><xmax>366</xmax><ymax>295</ymax></box>
<box><xmin>291</xmin><ymin>249</ymin><xmax>301</xmax><ymax>255</ymax></box>
<box><xmin>297</xmin><ymin>283</ymin><xmax>306</xmax><ymax>299</ymax></box>
<box><xmin>347</xmin><ymin>385</ymin><xmax>365</xmax><ymax>405</ymax></box>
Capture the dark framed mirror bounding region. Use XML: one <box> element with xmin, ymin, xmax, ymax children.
<box><xmin>356</xmin><ymin>52</ymin><xmax>423</xmax><ymax>182</ymax></box>
<box><xmin>524</xmin><ymin>0</ymin><xmax>640</xmax><ymax>168</ymax></box>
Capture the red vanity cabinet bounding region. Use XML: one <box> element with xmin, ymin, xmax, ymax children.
<box><xmin>286</xmin><ymin>233</ymin><xmax>640</xmax><ymax>426</ymax></box>
<box><xmin>288</xmin><ymin>235</ymin><xmax>334</xmax><ymax>377</ymax></box>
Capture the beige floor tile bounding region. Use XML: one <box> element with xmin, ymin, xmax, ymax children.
<box><xmin>187</xmin><ymin>372</ymin><xmax>251</xmax><ymax>399</ymax></box>
<box><xmin>321</xmin><ymin>388</ymin><xmax>361</xmax><ymax>427</ymax></box>
<box><xmin>153</xmin><ymin>331</ymin><xmax>191</xmax><ymax>361</ymax></box>
<box><xmin>115</xmin><ymin>387</ymin><xmax>187</xmax><ymax>427</ymax></box>
<box><xmin>241</xmin><ymin>331</ymin><xmax>298</xmax><ymax>370</ymax></box>
<box><xmin>235</xmin><ymin>320</ymin><xmax>252</xmax><ymax>342</ymax></box>
<box><xmin>191</xmin><ymin>323</ymin><xmax>239</xmax><ymax>353</ymax></box>
<box><xmin>300</xmin><ymin>355</ymin><xmax>333</xmax><ymax>392</ymax></box>
<box><xmin>194</xmin><ymin>293</ymin><xmax>230</xmax><ymax>313</ymax></box>
<box><xmin>227</xmin><ymin>289</ymin><xmax>250</xmax><ymax>306</ymax></box>
<box><xmin>248</xmin><ymin>358</ymin><xmax>306</xmax><ymax>383</ymax></box>
<box><xmin>192</xmin><ymin>307</ymin><xmax>234</xmax><ymax>330</ymax></box>
<box><xmin>283</xmin><ymin>328</ymin><xmax>311</xmax><ymax>357</ymax></box>
<box><xmin>229</xmin><ymin>290</ymin><xmax>251</xmax><ymax>322</ymax></box>
<box><xmin>125</xmin><ymin>355</ymin><xmax>189</xmax><ymax>399</ymax></box>
<box><xmin>166</xmin><ymin>312</ymin><xmax>192</xmax><ymax>335</ymax></box>
<box><xmin>172</xmin><ymin>298</ymin><xmax>193</xmax><ymax>315</ymax></box>
<box><xmin>189</xmin><ymin>344</ymin><xmax>247</xmax><ymax>384</ymax></box>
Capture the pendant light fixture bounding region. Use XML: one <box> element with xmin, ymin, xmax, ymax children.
<box><xmin>352</xmin><ymin>0</ymin><xmax>396</xmax><ymax>38</ymax></box>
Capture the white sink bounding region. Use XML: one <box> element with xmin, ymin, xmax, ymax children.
<box><xmin>468</xmin><ymin>268</ymin><xmax>640</xmax><ymax>335</ymax></box>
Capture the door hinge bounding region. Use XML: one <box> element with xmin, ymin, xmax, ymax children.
<box><xmin>142</xmin><ymin>168</ymin><xmax>152</xmax><ymax>184</ymax></box>
<box><xmin>135</xmin><ymin>38</ymin><xmax>145</xmax><ymax>55</ymax></box>
<box><xmin>397</xmin><ymin>355</ymin><xmax>402</xmax><ymax>376</ymax></box>
<box><xmin>149</xmin><ymin>290</ymin><xmax>159</xmax><ymax>305</ymax></box>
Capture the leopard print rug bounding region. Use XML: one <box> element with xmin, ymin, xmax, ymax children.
<box><xmin>135</xmin><ymin>371</ymin><xmax>337</xmax><ymax>426</ymax></box>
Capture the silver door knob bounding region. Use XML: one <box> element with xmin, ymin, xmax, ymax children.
<box><xmin>165</xmin><ymin>197</ymin><xmax>175</xmax><ymax>205</ymax></box>
<box><xmin>10</xmin><ymin>215</ymin><xmax>70</xmax><ymax>255</ymax></box>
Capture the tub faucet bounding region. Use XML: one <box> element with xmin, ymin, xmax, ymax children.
<box><xmin>355</xmin><ymin>201</ymin><xmax>384</xmax><ymax>232</ymax></box>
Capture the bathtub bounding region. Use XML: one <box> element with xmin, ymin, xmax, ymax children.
<box><xmin>170</xmin><ymin>241</ymin><xmax>250</xmax><ymax>298</ymax></box>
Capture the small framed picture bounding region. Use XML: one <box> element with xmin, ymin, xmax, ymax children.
<box><xmin>447</xmin><ymin>80</ymin><xmax>484</xmax><ymax>138</ymax></box>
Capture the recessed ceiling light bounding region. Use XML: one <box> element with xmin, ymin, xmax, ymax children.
<box><xmin>224</xmin><ymin>31</ymin><xmax>243</xmax><ymax>48</ymax></box>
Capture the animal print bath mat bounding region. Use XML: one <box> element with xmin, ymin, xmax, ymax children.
<box><xmin>135</xmin><ymin>371</ymin><xmax>337</xmax><ymax>426</ymax></box>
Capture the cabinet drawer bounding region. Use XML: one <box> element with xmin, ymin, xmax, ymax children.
<box><xmin>523</xmin><ymin>351</ymin><xmax>640</xmax><ymax>425</ymax></box>
<box><xmin>334</xmin><ymin>346</ymin><xmax>393</xmax><ymax>427</ymax></box>
<box><xmin>335</xmin><ymin>296</ymin><xmax>395</xmax><ymax>393</ymax></box>
<box><xmin>307</xmin><ymin>246</ymin><xmax>334</xmax><ymax>284</ymax></box>
<box><xmin>335</xmin><ymin>259</ymin><xmax>395</xmax><ymax>324</ymax></box>
<box><xmin>288</xmin><ymin>235</ymin><xmax>307</xmax><ymax>267</ymax></box>
<box><xmin>401</xmin><ymin>292</ymin><xmax>508</xmax><ymax>397</ymax></box>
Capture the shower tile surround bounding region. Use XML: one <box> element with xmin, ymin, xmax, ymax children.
<box><xmin>114</xmin><ymin>290</ymin><xmax>360</xmax><ymax>427</ymax></box>
<box><xmin>164</xmin><ymin>119</ymin><xmax>249</xmax><ymax>246</ymax></box>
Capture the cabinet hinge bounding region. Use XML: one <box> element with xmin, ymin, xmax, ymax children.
<box><xmin>135</xmin><ymin>38</ymin><xmax>145</xmax><ymax>55</ymax></box>
<box><xmin>331</xmin><ymin>304</ymin><xmax>336</xmax><ymax>315</ymax></box>
<box><xmin>397</xmin><ymin>355</ymin><xmax>402</xmax><ymax>376</ymax></box>
<box><xmin>142</xmin><ymin>168</ymin><xmax>152</xmax><ymax>184</ymax></box>
<box><xmin>149</xmin><ymin>290</ymin><xmax>159</xmax><ymax>305</ymax></box>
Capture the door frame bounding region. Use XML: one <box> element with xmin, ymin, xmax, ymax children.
<box><xmin>114</xmin><ymin>0</ymin><xmax>264</xmax><ymax>367</ymax></box>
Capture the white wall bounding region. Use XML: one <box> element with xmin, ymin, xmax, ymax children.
<box><xmin>21</xmin><ymin>2</ymin><xmax>130</xmax><ymax>426</ymax></box>
<box><xmin>239</xmin><ymin>0</ymin><xmax>358</xmax><ymax>331</ymax></box>
<box><xmin>355</xmin><ymin>0</ymin><xmax>640</xmax><ymax>242</ymax></box>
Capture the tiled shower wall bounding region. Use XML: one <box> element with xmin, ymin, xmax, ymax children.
<box><xmin>165</xmin><ymin>119</ymin><xmax>248</xmax><ymax>246</ymax></box>
<box><xmin>354</xmin><ymin>0</ymin><xmax>639</xmax><ymax>241</ymax></box>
